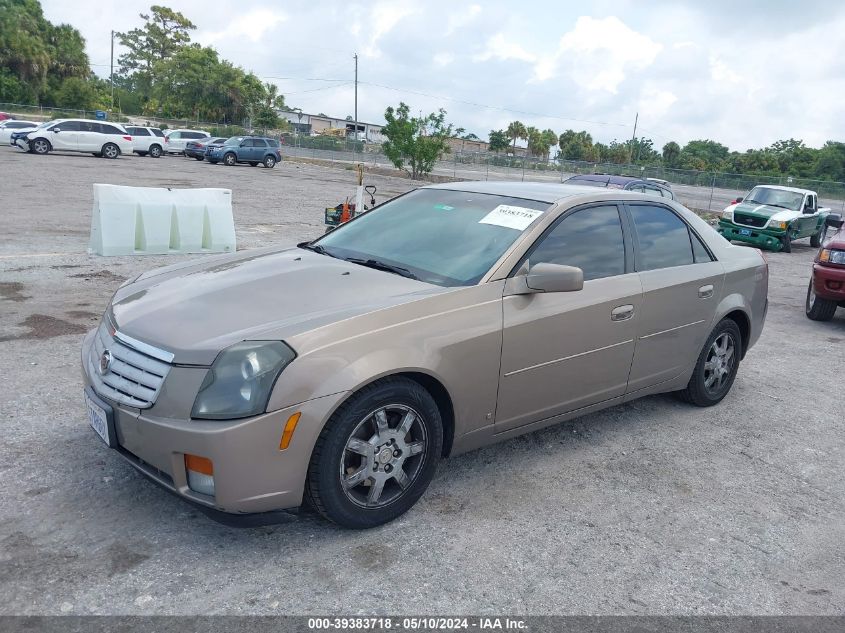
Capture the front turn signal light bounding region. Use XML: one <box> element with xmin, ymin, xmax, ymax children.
<box><xmin>820</xmin><ymin>249</ymin><xmax>831</xmax><ymax>262</ymax></box>
<box><xmin>279</xmin><ymin>412</ymin><xmax>301</xmax><ymax>450</ymax></box>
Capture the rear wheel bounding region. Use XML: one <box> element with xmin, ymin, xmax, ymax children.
<box><xmin>102</xmin><ymin>143</ymin><xmax>119</xmax><ymax>159</ymax></box>
<box><xmin>223</xmin><ymin>152</ymin><xmax>237</xmax><ymax>166</ymax></box>
<box><xmin>30</xmin><ymin>138</ymin><xmax>50</xmax><ymax>155</ymax></box>
<box><xmin>305</xmin><ymin>377</ymin><xmax>442</xmax><ymax>528</ymax></box>
<box><xmin>263</xmin><ymin>155</ymin><xmax>276</xmax><ymax>168</ymax></box>
<box><xmin>806</xmin><ymin>278</ymin><xmax>838</xmax><ymax>321</ymax></box>
<box><xmin>679</xmin><ymin>319</ymin><xmax>742</xmax><ymax>407</ymax></box>
<box><xmin>149</xmin><ymin>144</ymin><xmax>162</xmax><ymax>158</ymax></box>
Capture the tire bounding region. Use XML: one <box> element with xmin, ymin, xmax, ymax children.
<box><xmin>223</xmin><ymin>152</ymin><xmax>237</xmax><ymax>166</ymax></box>
<box><xmin>263</xmin><ymin>155</ymin><xmax>276</xmax><ymax>168</ymax></box>
<box><xmin>102</xmin><ymin>143</ymin><xmax>119</xmax><ymax>159</ymax></box>
<box><xmin>208</xmin><ymin>159</ymin><xmax>218</xmax><ymax>164</ymax></box>
<box><xmin>305</xmin><ymin>377</ymin><xmax>443</xmax><ymax>529</ymax></box>
<box><xmin>248</xmin><ymin>162</ymin><xmax>258</xmax><ymax>167</ymax></box>
<box><xmin>806</xmin><ymin>278</ymin><xmax>838</xmax><ymax>321</ymax></box>
<box><xmin>810</xmin><ymin>226</ymin><xmax>825</xmax><ymax>248</ymax></box>
<box><xmin>30</xmin><ymin>138</ymin><xmax>50</xmax><ymax>155</ymax></box>
<box><xmin>780</xmin><ymin>234</ymin><xmax>791</xmax><ymax>253</ymax></box>
<box><xmin>149</xmin><ymin>144</ymin><xmax>162</xmax><ymax>158</ymax></box>
<box><xmin>195</xmin><ymin>156</ymin><xmax>204</xmax><ymax>161</ymax></box>
<box><xmin>135</xmin><ymin>151</ymin><xmax>147</xmax><ymax>157</ymax></box>
<box><xmin>679</xmin><ymin>318</ymin><xmax>742</xmax><ymax>407</ymax></box>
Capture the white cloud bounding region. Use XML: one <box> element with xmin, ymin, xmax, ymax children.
<box><xmin>362</xmin><ymin>2</ymin><xmax>418</xmax><ymax>58</ymax></box>
<box><xmin>433</xmin><ymin>53</ymin><xmax>455</xmax><ymax>66</ymax></box>
<box><xmin>709</xmin><ymin>56</ymin><xmax>741</xmax><ymax>83</ymax></box>
<box><xmin>473</xmin><ymin>33</ymin><xmax>536</xmax><ymax>63</ymax></box>
<box><xmin>446</xmin><ymin>4</ymin><xmax>482</xmax><ymax>34</ymax></box>
<box><xmin>201</xmin><ymin>8</ymin><xmax>287</xmax><ymax>43</ymax></box>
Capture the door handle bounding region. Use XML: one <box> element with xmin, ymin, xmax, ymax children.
<box><xmin>611</xmin><ymin>304</ymin><xmax>635</xmax><ymax>321</ymax></box>
<box><xmin>698</xmin><ymin>284</ymin><xmax>714</xmax><ymax>299</ymax></box>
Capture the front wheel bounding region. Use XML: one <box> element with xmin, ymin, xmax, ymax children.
<box><xmin>780</xmin><ymin>234</ymin><xmax>792</xmax><ymax>253</ymax></box>
<box><xmin>305</xmin><ymin>377</ymin><xmax>443</xmax><ymax>528</ymax></box>
<box><xmin>263</xmin><ymin>155</ymin><xmax>276</xmax><ymax>168</ymax></box>
<box><xmin>223</xmin><ymin>152</ymin><xmax>237</xmax><ymax>166</ymax></box>
<box><xmin>806</xmin><ymin>278</ymin><xmax>838</xmax><ymax>321</ymax></box>
<box><xmin>679</xmin><ymin>318</ymin><xmax>742</xmax><ymax>407</ymax></box>
<box><xmin>811</xmin><ymin>226</ymin><xmax>826</xmax><ymax>248</ymax></box>
<box><xmin>30</xmin><ymin>138</ymin><xmax>50</xmax><ymax>155</ymax></box>
<box><xmin>194</xmin><ymin>156</ymin><xmax>204</xmax><ymax>161</ymax></box>
<box><xmin>102</xmin><ymin>143</ymin><xmax>119</xmax><ymax>159</ymax></box>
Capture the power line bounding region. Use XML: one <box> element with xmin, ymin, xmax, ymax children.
<box><xmin>284</xmin><ymin>82</ymin><xmax>352</xmax><ymax>95</ymax></box>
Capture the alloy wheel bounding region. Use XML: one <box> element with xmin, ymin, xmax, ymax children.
<box><xmin>340</xmin><ymin>404</ymin><xmax>428</xmax><ymax>508</ymax></box>
<box><xmin>703</xmin><ymin>332</ymin><xmax>736</xmax><ymax>395</ymax></box>
<box><xmin>32</xmin><ymin>139</ymin><xmax>49</xmax><ymax>154</ymax></box>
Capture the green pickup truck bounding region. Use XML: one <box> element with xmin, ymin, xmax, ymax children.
<box><xmin>717</xmin><ymin>185</ymin><xmax>831</xmax><ymax>252</ymax></box>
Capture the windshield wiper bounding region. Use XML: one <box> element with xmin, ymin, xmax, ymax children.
<box><xmin>345</xmin><ymin>257</ymin><xmax>418</xmax><ymax>280</ymax></box>
<box><xmin>299</xmin><ymin>242</ymin><xmax>340</xmax><ymax>259</ymax></box>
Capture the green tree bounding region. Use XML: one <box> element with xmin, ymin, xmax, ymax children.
<box><xmin>506</xmin><ymin>120</ymin><xmax>526</xmax><ymax>154</ymax></box>
<box><xmin>382</xmin><ymin>102</ymin><xmax>453</xmax><ymax>179</ymax></box>
<box><xmin>117</xmin><ymin>5</ymin><xmax>195</xmax><ymax>75</ymax></box>
<box><xmin>662</xmin><ymin>141</ymin><xmax>681</xmax><ymax>167</ymax></box>
<box><xmin>488</xmin><ymin>129</ymin><xmax>509</xmax><ymax>153</ymax></box>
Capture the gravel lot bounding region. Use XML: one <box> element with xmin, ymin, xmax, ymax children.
<box><xmin>1</xmin><ymin>148</ymin><xmax>843</xmax><ymax>616</ymax></box>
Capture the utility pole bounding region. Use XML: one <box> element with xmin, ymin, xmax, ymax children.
<box><xmin>110</xmin><ymin>30</ymin><xmax>115</xmax><ymax>111</ymax></box>
<box><xmin>353</xmin><ymin>53</ymin><xmax>358</xmax><ymax>152</ymax></box>
<box><xmin>630</xmin><ymin>112</ymin><xmax>638</xmax><ymax>164</ymax></box>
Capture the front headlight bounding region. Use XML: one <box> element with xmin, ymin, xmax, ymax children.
<box><xmin>820</xmin><ymin>249</ymin><xmax>845</xmax><ymax>265</ymax></box>
<box><xmin>191</xmin><ymin>341</ymin><xmax>296</xmax><ymax>420</ymax></box>
<box><xmin>772</xmin><ymin>221</ymin><xmax>789</xmax><ymax>230</ymax></box>
<box><xmin>722</xmin><ymin>210</ymin><xmax>733</xmax><ymax>222</ymax></box>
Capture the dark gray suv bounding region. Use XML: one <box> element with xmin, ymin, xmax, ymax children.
<box><xmin>205</xmin><ymin>136</ymin><xmax>282</xmax><ymax>168</ymax></box>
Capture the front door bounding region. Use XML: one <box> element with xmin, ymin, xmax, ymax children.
<box><xmin>496</xmin><ymin>204</ymin><xmax>642</xmax><ymax>432</ymax></box>
<box><xmin>624</xmin><ymin>203</ymin><xmax>724</xmax><ymax>393</ymax></box>
<box><xmin>49</xmin><ymin>121</ymin><xmax>79</xmax><ymax>151</ymax></box>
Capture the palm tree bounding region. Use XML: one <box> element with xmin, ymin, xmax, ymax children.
<box><xmin>506</xmin><ymin>120</ymin><xmax>527</xmax><ymax>155</ymax></box>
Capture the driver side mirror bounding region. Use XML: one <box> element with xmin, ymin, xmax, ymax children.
<box><xmin>826</xmin><ymin>213</ymin><xmax>844</xmax><ymax>229</ymax></box>
<box><xmin>507</xmin><ymin>263</ymin><xmax>584</xmax><ymax>295</ymax></box>
<box><xmin>735</xmin><ymin>197</ymin><xmax>743</xmax><ymax>203</ymax></box>
<box><xmin>52</xmin><ymin>128</ymin><xmax>60</xmax><ymax>133</ymax></box>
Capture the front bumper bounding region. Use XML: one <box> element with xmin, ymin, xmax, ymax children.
<box><xmin>718</xmin><ymin>220</ymin><xmax>785</xmax><ymax>251</ymax></box>
<box><xmin>812</xmin><ymin>263</ymin><xmax>845</xmax><ymax>301</ymax></box>
<box><xmin>81</xmin><ymin>328</ymin><xmax>347</xmax><ymax>519</ymax></box>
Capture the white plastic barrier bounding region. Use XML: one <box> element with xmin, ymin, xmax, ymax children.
<box><xmin>88</xmin><ymin>184</ymin><xmax>236</xmax><ymax>256</ymax></box>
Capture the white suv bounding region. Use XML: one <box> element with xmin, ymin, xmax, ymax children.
<box><xmin>14</xmin><ymin>119</ymin><xmax>133</xmax><ymax>158</ymax></box>
<box><xmin>0</xmin><ymin>120</ymin><xmax>39</xmax><ymax>144</ymax></box>
<box><xmin>125</xmin><ymin>126</ymin><xmax>166</xmax><ymax>158</ymax></box>
<box><xmin>163</xmin><ymin>129</ymin><xmax>210</xmax><ymax>154</ymax></box>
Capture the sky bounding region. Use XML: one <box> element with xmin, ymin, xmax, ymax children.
<box><xmin>40</xmin><ymin>0</ymin><xmax>845</xmax><ymax>151</ymax></box>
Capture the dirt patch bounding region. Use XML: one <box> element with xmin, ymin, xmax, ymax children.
<box><xmin>65</xmin><ymin>310</ymin><xmax>99</xmax><ymax>320</ymax></box>
<box><xmin>0</xmin><ymin>282</ymin><xmax>29</xmax><ymax>302</ymax></box>
<box><xmin>69</xmin><ymin>270</ymin><xmax>125</xmax><ymax>283</ymax></box>
<box><xmin>0</xmin><ymin>314</ymin><xmax>87</xmax><ymax>342</ymax></box>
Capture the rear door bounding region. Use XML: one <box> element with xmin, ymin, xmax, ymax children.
<box><xmin>252</xmin><ymin>138</ymin><xmax>268</xmax><ymax>160</ymax></box>
<box><xmin>624</xmin><ymin>203</ymin><xmax>724</xmax><ymax>394</ymax></box>
<box><xmin>76</xmin><ymin>121</ymin><xmax>101</xmax><ymax>151</ymax></box>
<box><xmin>496</xmin><ymin>203</ymin><xmax>642</xmax><ymax>431</ymax></box>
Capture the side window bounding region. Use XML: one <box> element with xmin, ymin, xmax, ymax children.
<box><xmin>169</xmin><ymin>132</ymin><xmax>181</xmax><ymax>140</ymax></box>
<box><xmin>101</xmin><ymin>124</ymin><xmax>122</xmax><ymax>134</ymax></box>
<box><xmin>188</xmin><ymin>132</ymin><xmax>204</xmax><ymax>139</ymax></box>
<box><xmin>54</xmin><ymin>121</ymin><xmax>80</xmax><ymax>131</ymax></box>
<box><xmin>526</xmin><ymin>205</ymin><xmax>626</xmax><ymax>281</ymax></box>
<box><xmin>644</xmin><ymin>186</ymin><xmax>664</xmax><ymax>198</ymax></box>
<box><xmin>79</xmin><ymin>121</ymin><xmax>99</xmax><ymax>132</ymax></box>
<box><xmin>134</xmin><ymin>128</ymin><xmax>150</xmax><ymax>136</ymax></box>
<box><xmin>152</xmin><ymin>129</ymin><xmax>165</xmax><ymax>137</ymax></box>
<box><xmin>629</xmin><ymin>205</ymin><xmax>694</xmax><ymax>271</ymax></box>
<box><xmin>691</xmin><ymin>231</ymin><xmax>713</xmax><ymax>263</ymax></box>
<box><xmin>267</xmin><ymin>139</ymin><xmax>279</xmax><ymax>148</ymax></box>
<box><xmin>253</xmin><ymin>138</ymin><xmax>267</xmax><ymax>148</ymax></box>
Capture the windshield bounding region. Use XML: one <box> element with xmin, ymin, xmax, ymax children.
<box><xmin>744</xmin><ymin>187</ymin><xmax>804</xmax><ymax>211</ymax></box>
<box><xmin>314</xmin><ymin>189</ymin><xmax>550</xmax><ymax>287</ymax></box>
<box><xmin>224</xmin><ymin>136</ymin><xmax>244</xmax><ymax>145</ymax></box>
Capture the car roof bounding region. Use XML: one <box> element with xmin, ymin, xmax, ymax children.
<box><xmin>424</xmin><ymin>180</ymin><xmax>652</xmax><ymax>204</ymax></box>
<box><xmin>567</xmin><ymin>173</ymin><xmax>646</xmax><ymax>185</ymax></box>
<box><xmin>750</xmin><ymin>184</ymin><xmax>814</xmax><ymax>195</ymax></box>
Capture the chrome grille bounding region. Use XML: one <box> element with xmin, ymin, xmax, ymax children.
<box><xmin>734</xmin><ymin>213</ymin><xmax>767</xmax><ymax>228</ymax></box>
<box><xmin>88</xmin><ymin>321</ymin><xmax>172</xmax><ymax>409</ymax></box>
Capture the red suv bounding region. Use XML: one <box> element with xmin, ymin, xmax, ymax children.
<box><xmin>806</xmin><ymin>213</ymin><xmax>845</xmax><ymax>321</ymax></box>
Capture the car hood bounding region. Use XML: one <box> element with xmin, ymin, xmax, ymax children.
<box><xmin>732</xmin><ymin>201</ymin><xmax>799</xmax><ymax>220</ymax></box>
<box><xmin>110</xmin><ymin>247</ymin><xmax>449</xmax><ymax>365</ymax></box>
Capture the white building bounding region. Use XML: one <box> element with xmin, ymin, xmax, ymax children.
<box><xmin>279</xmin><ymin>110</ymin><xmax>385</xmax><ymax>144</ymax></box>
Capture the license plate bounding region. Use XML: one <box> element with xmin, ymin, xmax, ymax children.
<box><xmin>85</xmin><ymin>390</ymin><xmax>113</xmax><ymax>447</ymax></box>
<box><xmin>739</xmin><ymin>229</ymin><xmax>752</xmax><ymax>236</ymax></box>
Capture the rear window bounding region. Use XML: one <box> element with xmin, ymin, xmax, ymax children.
<box><xmin>184</xmin><ymin>131</ymin><xmax>206</xmax><ymax>139</ymax></box>
<box><xmin>266</xmin><ymin>139</ymin><xmax>279</xmax><ymax>147</ymax></box>
<box><xmin>151</xmin><ymin>128</ymin><xmax>165</xmax><ymax>137</ymax></box>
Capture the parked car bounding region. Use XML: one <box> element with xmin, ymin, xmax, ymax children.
<box><xmin>0</xmin><ymin>119</ymin><xmax>38</xmax><ymax>144</ymax></box>
<box><xmin>718</xmin><ymin>185</ymin><xmax>830</xmax><ymax>252</ymax></box>
<box><xmin>806</xmin><ymin>213</ymin><xmax>845</xmax><ymax>321</ymax></box>
<box><xmin>12</xmin><ymin>119</ymin><xmax>132</xmax><ymax>158</ymax></box>
<box><xmin>205</xmin><ymin>136</ymin><xmax>281</xmax><ymax>168</ymax></box>
<box><xmin>164</xmin><ymin>129</ymin><xmax>210</xmax><ymax>154</ymax></box>
<box><xmin>82</xmin><ymin>181</ymin><xmax>767</xmax><ymax>528</ymax></box>
<box><xmin>185</xmin><ymin>137</ymin><xmax>227</xmax><ymax>160</ymax></box>
<box><xmin>124</xmin><ymin>126</ymin><xmax>166</xmax><ymax>158</ymax></box>
<box><xmin>0</xmin><ymin>112</ymin><xmax>12</xmax><ymax>121</ymax></box>
<box><xmin>564</xmin><ymin>174</ymin><xmax>675</xmax><ymax>199</ymax></box>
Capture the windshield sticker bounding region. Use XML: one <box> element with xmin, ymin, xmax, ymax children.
<box><xmin>478</xmin><ymin>205</ymin><xmax>544</xmax><ymax>231</ymax></box>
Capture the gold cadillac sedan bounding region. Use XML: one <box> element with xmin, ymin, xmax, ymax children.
<box><xmin>81</xmin><ymin>182</ymin><xmax>768</xmax><ymax>528</ymax></box>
